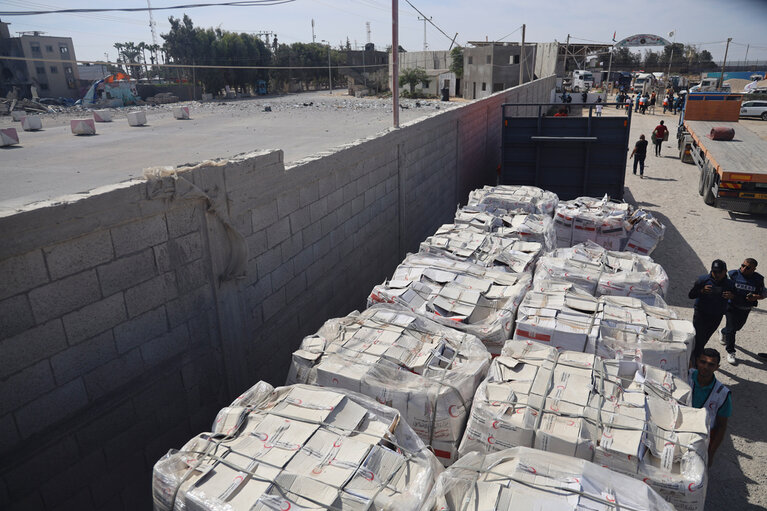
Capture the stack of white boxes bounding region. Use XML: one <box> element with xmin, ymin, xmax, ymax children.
<box><xmin>533</xmin><ymin>241</ymin><xmax>670</xmax><ymax>301</ymax></box>
<box><xmin>467</xmin><ymin>185</ymin><xmax>559</xmax><ymax>215</ymax></box>
<box><xmin>368</xmin><ymin>253</ymin><xmax>532</xmax><ymax>356</ymax></box>
<box><xmin>459</xmin><ymin>342</ymin><xmax>709</xmax><ymax>511</ymax></box>
<box><xmin>425</xmin><ymin>446</ymin><xmax>676</xmax><ymax>511</ymax></box>
<box><xmin>514</xmin><ymin>287</ymin><xmax>693</xmax><ymax>378</ymax></box>
<box><xmin>152</xmin><ymin>382</ymin><xmax>441</xmax><ymax>511</ymax></box>
<box><xmin>286</xmin><ymin>304</ymin><xmax>491</xmax><ymax>465</ymax></box>
<box><xmin>625</xmin><ymin>209</ymin><xmax>667</xmax><ymax>255</ymax></box>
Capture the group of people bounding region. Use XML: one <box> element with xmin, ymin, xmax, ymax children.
<box><xmin>662</xmin><ymin>88</ymin><xmax>685</xmax><ymax>114</ymax></box>
<box><xmin>628</xmin><ymin>120</ymin><xmax>670</xmax><ymax>177</ymax></box>
<box><xmin>687</xmin><ymin>258</ymin><xmax>765</xmax><ymax>466</ymax></box>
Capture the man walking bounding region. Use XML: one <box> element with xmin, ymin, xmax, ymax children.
<box><xmin>720</xmin><ymin>258</ymin><xmax>766</xmax><ymax>364</ymax></box>
<box><xmin>689</xmin><ymin>348</ymin><xmax>732</xmax><ymax>467</ymax></box>
<box><xmin>689</xmin><ymin>260</ymin><xmax>735</xmax><ymax>365</ymax></box>
<box><xmin>629</xmin><ymin>134</ymin><xmax>648</xmax><ymax>178</ymax></box>
<box><xmin>652</xmin><ymin>120</ymin><xmax>669</xmax><ymax>156</ymax></box>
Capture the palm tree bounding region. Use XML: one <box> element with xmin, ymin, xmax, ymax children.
<box><xmin>113</xmin><ymin>42</ymin><xmax>125</xmax><ymax>73</ymax></box>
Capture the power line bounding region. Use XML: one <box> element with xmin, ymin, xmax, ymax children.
<box><xmin>0</xmin><ymin>1</ymin><xmax>295</xmax><ymax>16</ymax></box>
<box><xmin>401</xmin><ymin>0</ymin><xmax>459</xmax><ymax>48</ymax></box>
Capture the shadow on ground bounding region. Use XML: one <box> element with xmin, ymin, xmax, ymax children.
<box><xmin>623</xmin><ymin>187</ymin><xmax>706</xmax><ymax>307</ymax></box>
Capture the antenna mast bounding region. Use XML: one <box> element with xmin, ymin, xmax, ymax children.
<box><xmin>146</xmin><ymin>0</ymin><xmax>159</xmax><ymax>66</ymax></box>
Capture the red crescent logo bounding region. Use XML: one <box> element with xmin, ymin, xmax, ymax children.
<box><xmin>449</xmin><ymin>405</ymin><xmax>460</xmax><ymax>418</ymax></box>
<box><xmin>688</xmin><ymin>483</ymin><xmax>696</xmax><ymax>492</ymax></box>
<box><xmin>234</xmin><ymin>475</ymin><xmax>244</xmax><ymax>483</ymax></box>
<box><xmin>492</xmin><ymin>420</ymin><xmax>500</xmax><ymax>429</ymax></box>
<box><xmin>332</xmin><ymin>378</ymin><xmax>339</xmax><ymax>384</ymax></box>
<box><xmin>312</xmin><ymin>467</ymin><xmax>323</xmax><ymax>474</ymax></box>
<box><xmin>281</xmin><ymin>502</ymin><xmax>291</xmax><ymax>511</ymax></box>
<box><xmin>333</xmin><ymin>439</ymin><xmax>343</xmax><ymax>447</ymax></box>
<box><xmin>488</xmin><ymin>436</ymin><xmax>496</xmax><ymax>445</ymax></box>
<box><xmin>606</xmin><ymin>495</ymin><xmax>615</xmax><ymax>503</ymax></box>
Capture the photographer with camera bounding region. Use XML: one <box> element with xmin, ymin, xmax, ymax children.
<box><xmin>689</xmin><ymin>260</ymin><xmax>735</xmax><ymax>366</ymax></box>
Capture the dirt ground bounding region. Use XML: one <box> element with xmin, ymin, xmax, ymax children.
<box><xmin>603</xmin><ymin>100</ymin><xmax>767</xmax><ymax>510</ymax></box>
<box><xmin>0</xmin><ymin>91</ymin><xmax>456</xmax><ymax>216</ymax></box>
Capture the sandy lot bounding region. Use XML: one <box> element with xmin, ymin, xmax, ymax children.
<box><xmin>607</xmin><ymin>102</ymin><xmax>767</xmax><ymax>510</ymax></box>
<box><xmin>0</xmin><ymin>91</ymin><xmax>456</xmax><ymax>216</ymax></box>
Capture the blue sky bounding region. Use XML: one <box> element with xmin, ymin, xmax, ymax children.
<box><xmin>2</xmin><ymin>0</ymin><xmax>766</xmax><ymax>64</ymax></box>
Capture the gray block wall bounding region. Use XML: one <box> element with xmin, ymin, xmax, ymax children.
<box><xmin>0</xmin><ymin>75</ymin><xmax>555</xmax><ymax>510</ymax></box>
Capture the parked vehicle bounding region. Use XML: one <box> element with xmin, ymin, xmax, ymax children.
<box><xmin>632</xmin><ymin>73</ymin><xmax>656</xmax><ymax>93</ymax></box>
<box><xmin>739</xmin><ymin>100</ymin><xmax>767</xmax><ymax>120</ymax></box>
<box><xmin>677</xmin><ymin>93</ymin><xmax>767</xmax><ymax>213</ymax></box>
<box><xmin>571</xmin><ymin>70</ymin><xmax>594</xmax><ymax>92</ymax></box>
<box><xmin>690</xmin><ymin>77</ymin><xmax>731</xmax><ymax>93</ymax></box>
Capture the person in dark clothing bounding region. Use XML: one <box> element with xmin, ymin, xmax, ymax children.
<box><xmin>652</xmin><ymin>120</ymin><xmax>669</xmax><ymax>156</ymax></box>
<box><xmin>719</xmin><ymin>258</ymin><xmax>767</xmax><ymax>364</ymax></box>
<box><xmin>629</xmin><ymin>135</ymin><xmax>648</xmax><ymax>177</ymax></box>
<box><xmin>689</xmin><ymin>260</ymin><xmax>735</xmax><ymax>366</ymax></box>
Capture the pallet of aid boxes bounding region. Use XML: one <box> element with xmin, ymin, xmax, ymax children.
<box><xmin>459</xmin><ymin>341</ymin><xmax>710</xmax><ymax>511</ymax></box>
<box><xmin>555</xmin><ymin>196</ymin><xmax>666</xmax><ymax>255</ymax></box>
<box><xmin>152</xmin><ymin>381</ymin><xmax>442</xmax><ymax>511</ymax></box>
<box><xmin>287</xmin><ymin>304</ymin><xmax>490</xmax><ymax>466</ymax></box>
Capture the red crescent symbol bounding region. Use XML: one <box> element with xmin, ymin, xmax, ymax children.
<box><xmin>643</xmin><ymin>478</ymin><xmax>650</xmax><ymax>483</ymax></box>
<box><xmin>234</xmin><ymin>475</ymin><xmax>244</xmax><ymax>483</ymax></box>
<box><xmin>491</xmin><ymin>401</ymin><xmax>500</xmax><ymax>406</ymax></box>
<box><xmin>603</xmin><ymin>431</ymin><xmax>613</xmax><ymax>439</ymax></box>
<box><xmin>294</xmin><ymin>399</ymin><xmax>302</xmax><ymax>405</ymax></box>
<box><xmin>492</xmin><ymin>420</ymin><xmax>500</xmax><ymax>429</ymax></box>
<box><xmin>529</xmin><ymin>466</ymin><xmax>537</xmax><ymax>474</ymax></box>
<box><xmin>556</xmin><ymin>384</ymin><xmax>565</xmax><ymax>390</ymax></box>
<box><xmin>487</xmin><ymin>436</ymin><xmax>496</xmax><ymax>445</ymax></box>
<box><xmin>449</xmin><ymin>405</ymin><xmax>460</xmax><ymax>418</ymax></box>
<box><xmin>332</xmin><ymin>378</ymin><xmax>339</xmax><ymax>384</ymax></box>
<box><xmin>281</xmin><ymin>502</ymin><xmax>291</xmax><ymax>511</ymax></box>
<box><xmin>688</xmin><ymin>483</ymin><xmax>695</xmax><ymax>492</ymax></box>
<box><xmin>550</xmin><ymin>404</ymin><xmax>559</xmax><ymax>411</ymax></box>
<box><xmin>334</xmin><ymin>440</ymin><xmax>342</xmax><ymax>447</ymax></box>
<box><xmin>567</xmin><ymin>420</ymin><xmax>575</xmax><ymax>426</ymax></box>
<box><xmin>606</xmin><ymin>495</ymin><xmax>615</xmax><ymax>503</ymax></box>
<box><xmin>312</xmin><ymin>467</ymin><xmax>323</xmax><ymax>474</ymax></box>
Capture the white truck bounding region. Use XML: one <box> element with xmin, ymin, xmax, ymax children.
<box><xmin>570</xmin><ymin>70</ymin><xmax>594</xmax><ymax>92</ymax></box>
<box><xmin>690</xmin><ymin>76</ymin><xmax>731</xmax><ymax>93</ymax></box>
<box><xmin>632</xmin><ymin>73</ymin><xmax>656</xmax><ymax>93</ymax></box>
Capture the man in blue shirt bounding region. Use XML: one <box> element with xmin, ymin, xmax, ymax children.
<box><xmin>689</xmin><ymin>348</ymin><xmax>732</xmax><ymax>467</ymax></box>
<box><xmin>719</xmin><ymin>258</ymin><xmax>766</xmax><ymax>364</ymax></box>
<box><xmin>688</xmin><ymin>260</ymin><xmax>735</xmax><ymax>366</ymax></box>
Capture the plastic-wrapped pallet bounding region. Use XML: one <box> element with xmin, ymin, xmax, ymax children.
<box><xmin>368</xmin><ymin>253</ymin><xmax>532</xmax><ymax>356</ymax></box>
<box><xmin>453</xmin><ymin>206</ymin><xmax>505</xmax><ymax>232</ymax></box>
<box><xmin>514</xmin><ymin>286</ymin><xmax>693</xmax><ymax>378</ymax></box>
<box><xmin>467</xmin><ymin>185</ymin><xmax>559</xmax><ymax>215</ymax></box>
<box><xmin>459</xmin><ymin>341</ymin><xmax>709</xmax><ymax>511</ymax></box>
<box><xmin>286</xmin><ymin>304</ymin><xmax>491</xmax><ymax>466</ymax></box>
<box><xmin>454</xmin><ymin>206</ymin><xmax>557</xmax><ymax>252</ymax></box>
<box><xmin>554</xmin><ymin>196</ymin><xmax>631</xmax><ymax>250</ymax></box>
<box><xmin>533</xmin><ymin>241</ymin><xmax>669</xmax><ymax>300</ymax></box>
<box><xmin>624</xmin><ymin>209</ymin><xmax>666</xmax><ymax>255</ymax></box>
<box><xmin>152</xmin><ymin>381</ymin><xmax>441</xmax><ymax>511</ymax></box>
<box><xmin>423</xmin><ymin>446</ymin><xmax>676</xmax><ymax>511</ymax></box>
<box><xmin>419</xmin><ymin>223</ymin><xmax>543</xmax><ymax>273</ymax></box>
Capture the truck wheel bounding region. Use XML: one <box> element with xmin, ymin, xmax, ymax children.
<box><xmin>703</xmin><ymin>171</ymin><xmax>716</xmax><ymax>206</ymax></box>
<box><xmin>698</xmin><ymin>168</ymin><xmax>706</xmax><ymax>196</ymax></box>
<box><xmin>762</xmin><ymin>112</ymin><xmax>767</xmax><ymax>121</ymax></box>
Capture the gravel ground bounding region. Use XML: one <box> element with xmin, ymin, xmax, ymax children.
<box><xmin>604</xmin><ymin>101</ymin><xmax>767</xmax><ymax>510</ymax></box>
<box><xmin>0</xmin><ymin>90</ymin><xmax>457</xmax><ymax>215</ymax></box>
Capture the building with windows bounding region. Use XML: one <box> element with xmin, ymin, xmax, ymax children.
<box><xmin>0</xmin><ymin>19</ymin><xmax>81</xmax><ymax>99</ymax></box>
<box><xmin>462</xmin><ymin>42</ymin><xmax>538</xmax><ymax>100</ymax></box>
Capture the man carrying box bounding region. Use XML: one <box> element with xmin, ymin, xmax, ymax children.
<box><xmin>689</xmin><ymin>348</ymin><xmax>732</xmax><ymax>468</ymax></box>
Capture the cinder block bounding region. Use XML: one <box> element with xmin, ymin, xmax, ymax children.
<box><xmin>256</xmin><ymin>246</ymin><xmax>282</xmax><ymax>276</ymax></box>
<box><xmin>0</xmin><ymin>360</ymin><xmax>55</xmax><ymax>416</ymax></box>
<box><xmin>309</xmin><ymin>197</ymin><xmax>328</xmax><ymax>224</ymax></box>
<box><xmin>166</xmin><ymin>204</ymin><xmax>202</xmax><ymax>238</ymax></box>
<box><xmin>251</xmin><ymin>201</ymin><xmax>279</xmax><ymax>232</ymax></box>
<box><xmin>51</xmin><ymin>331</ymin><xmax>118</xmax><ymax>384</ymax></box>
<box><xmin>245</xmin><ymin>230</ymin><xmax>267</xmax><ymax>259</ymax></box>
<box><xmin>285</xmin><ymin>273</ymin><xmax>307</xmax><ymax>304</ymax></box>
<box><xmin>172</xmin><ymin>106</ymin><xmax>190</xmax><ymax>119</ymax></box>
<box><xmin>113</xmin><ymin>306</ymin><xmax>168</xmax><ymax>354</ymax></box>
<box><xmin>140</xmin><ymin>324</ymin><xmax>189</xmax><ymax>368</ymax></box>
<box><xmin>0</xmin><ymin>320</ymin><xmax>66</xmax><ymax>379</ymax></box>
<box><xmin>266</xmin><ymin>216</ymin><xmax>291</xmax><ymax>248</ymax></box>
<box><xmin>0</xmin><ymin>413</ymin><xmax>20</xmax><ymax>456</ymax></box>
<box><xmin>269</xmin><ymin>262</ymin><xmax>294</xmax><ymax>293</ymax></box>
<box><xmin>0</xmin><ymin>127</ymin><xmax>19</xmax><ymax>146</ymax></box>
<box><xmin>11</xmin><ymin>110</ymin><xmax>26</xmax><ymax>121</ymax></box>
<box><xmin>62</xmin><ymin>293</ymin><xmax>126</xmax><ymax>345</ymax></box>
<box><xmin>168</xmin><ymin>231</ymin><xmax>203</xmax><ymax>266</ymax></box>
<box><xmin>165</xmin><ymin>285</ymin><xmax>213</xmax><ymax>328</ymax></box>
<box><xmin>97</xmin><ymin>249</ymin><xmax>155</xmax><ymax>296</ymax></box>
<box><xmin>262</xmin><ymin>288</ymin><xmax>286</xmax><ymax>321</ymax></box>
<box><xmin>288</xmin><ymin>206</ymin><xmax>311</xmax><ymax>235</ymax></box>
<box><xmin>21</xmin><ymin>115</ymin><xmax>42</xmax><ymax>131</ymax></box>
<box><xmin>70</xmin><ymin>119</ymin><xmax>96</xmax><ymax>135</ymax></box>
<box><xmin>14</xmin><ymin>378</ymin><xmax>88</xmax><ymax>439</ymax></box>
<box><xmin>43</xmin><ymin>230</ymin><xmax>113</xmax><ymax>280</ymax></box>
<box><xmin>28</xmin><ymin>270</ymin><xmax>101</xmax><ymax>324</ymax></box>
<box><xmin>74</xmin><ymin>400</ymin><xmax>136</xmax><ymax>453</ymax></box>
<box><xmin>126</xmin><ymin>110</ymin><xmax>146</xmax><ymax>126</ymax></box>
<box><xmin>83</xmin><ymin>348</ymin><xmax>144</xmax><ymax>400</ymax></box>
<box><xmin>0</xmin><ymin>294</ymin><xmax>35</xmax><ymax>340</ymax></box>
<box><xmin>110</xmin><ymin>214</ymin><xmax>168</xmax><ymax>257</ymax></box>
<box><xmin>298</xmin><ymin>180</ymin><xmax>319</xmax><ymax>207</ymax></box>
<box><xmin>92</xmin><ymin>109</ymin><xmax>112</xmax><ymax>122</ymax></box>
<box><xmin>175</xmin><ymin>259</ymin><xmax>207</xmax><ymax>294</ymax></box>
<box><xmin>124</xmin><ymin>272</ymin><xmax>177</xmax><ymax>318</ymax></box>
<box><xmin>276</xmin><ymin>192</ymin><xmax>300</xmax><ymax>217</ymax></box>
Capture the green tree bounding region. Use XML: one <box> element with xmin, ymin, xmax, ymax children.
<box><xmin>611</xmin><ymin>47</ymin><xmax>640</xmax><ymax>68</ymax></box>
<box><xmin>399</xmin><ymin>67</ymin><xmax>429</xmax><ymax>93</ymax></box>
<box><xmin>644</xmin><ymin>50</ymin><xmax>660</xmax><ymax>68</ymax></box>
<box><xmin>450</xmin><ymin>47</ymin><xmax>463</xmax><ymax>78</ymax></box>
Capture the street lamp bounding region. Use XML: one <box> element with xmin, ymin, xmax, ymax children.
<box><xmin>321</xmin><ymin>39</ymin><xmax>332</xmax><ymax>94</ymax></box>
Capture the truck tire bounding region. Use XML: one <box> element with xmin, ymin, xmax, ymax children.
<box><xmin>698</xmin><ymin>168</ymin><xmax>706</xmax><ymax>196</ymax></box>
<box><xmin>573</xmin><ymin>85</ymin><xmax>580</xmax><ymax>92</ymax></box>
<box><xmin>703</xmin><ymin>170</ymin><xmax>716</xmax><ymax>206</ymax></box>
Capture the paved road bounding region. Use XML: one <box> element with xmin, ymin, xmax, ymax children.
<box><xmin>0</xmin><ymin>91</ymin><xmax>454</xmax><ymax>216</ymax></box>
<box><xmin>610</xmin><ymin>102</ymin><xmax>767</xmax><ymax>511</ymax></box>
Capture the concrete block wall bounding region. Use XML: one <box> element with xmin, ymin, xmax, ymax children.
<box><xmin>0</xmin><ymin>75</ymin><xmax>554</xmax><ymax>510</ymax></box>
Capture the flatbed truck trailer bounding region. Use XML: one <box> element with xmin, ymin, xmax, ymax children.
<box><xmin>677</xmin><ymin>92</ymin><xmax>767</xmax><ymax>214</ymax></box>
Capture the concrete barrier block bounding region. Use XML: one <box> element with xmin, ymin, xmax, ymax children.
<box><xmin>21</xmin><ymin>115</ymin><xmax>42</xmax><ymax>131</ymax></box>
<box><xmin>93</xmin><ymin>110</ymin><xmax>113</xmax><ymax>122</ymax></box>
<box><xmin>71</xmin><ymin>119</ymin><xmax>96</xmax><ymax>135</ymax></box>
<box><xmin>0</xmin><ymin>127</ymin><xmax>19</xmax><ymax>146</ymax></box>
<box><xmin>172</xmin><ymin>106</ymin><xmax>190</xmax><ymax>120</ymax></box>
<box><xmin>127</xmin><ymin>111</ymin><xmax>146</xmax><ymax>126</ymax></box>
<box><xmin>11</xmin><ymin>110</ymin><xmax>25</xmax><ymax>121</ymax></box>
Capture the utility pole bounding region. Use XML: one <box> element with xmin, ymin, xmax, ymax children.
<box><xmin>718</xmin><ymin>37</ymin><xmax>732</xmax><ymax>91</ymax></box>
<box><xmin>321</xmin><ymin>40</ymin><xmax>332</xmax><ymax>94</ymax></box>
<box><xmin>392</xmin><ymin>0</ymin><xmax>399</xmax><ymax>128</ymax></box>
<box><xmin>666</xmin><ymin>30</ymin><xmax>676</xmax><ymax>92</ymax></box>
<box><xmin>146</xmin><ymin>0</ymin><xmax>159</xmax><ymax>74</ymax></box>
<box><xmin>311</xmin><ymin>19</ymin><xmax>315</xmax><ymax>43</ymax></box>
<box><xmin>418</xmin><ymin>16</ymin><xmax>431</xmax><ymax>51</ymax></box>
<box><xmin>519</xmin><ymin>24</ymin><xmax>526</xmax><ymax>86</ymax></box>
<box><xmin>565</xmin><ymin>34</ymin><xmax>570</xmax><ymax>72</ymax></box>
<box><xmin>745</xmin><ymin>43</ymin><xmax>750</xmax><ymax>65</ymax></box>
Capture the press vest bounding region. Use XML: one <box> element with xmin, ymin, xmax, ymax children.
<box><xmin>688</xmin><ymin>369</ymin><xmax>730</xmax><ymax>430</ymax></box>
